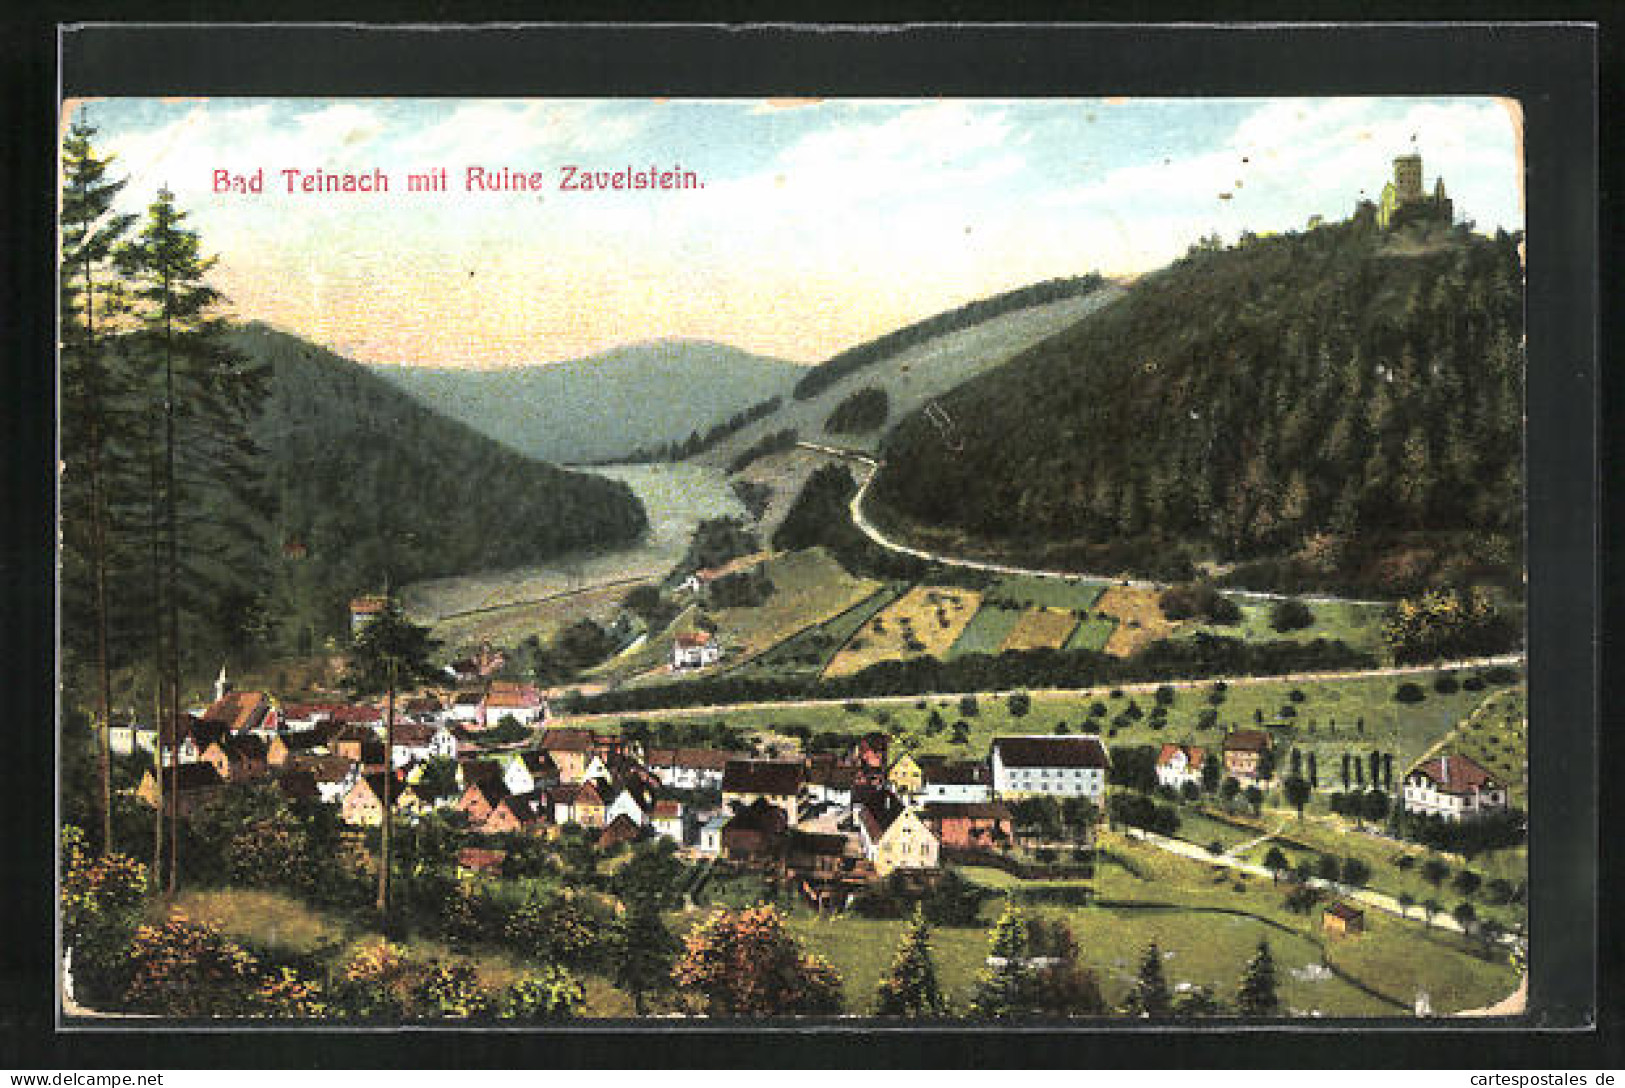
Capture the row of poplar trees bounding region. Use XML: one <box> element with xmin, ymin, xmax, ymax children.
<box><xmin>60</xmin><ymin>118</ymin><xmax>271</xmax><ymax>890</ymax></box>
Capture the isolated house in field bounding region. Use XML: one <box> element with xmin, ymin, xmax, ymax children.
<box><xmin>990</xmin><ymin>735</ymin><xmax>1110</xmax><ymax>800</ymax></box>
<box><xmin>201</xmin><ymin>733</ymin><xmax>269</xmax><ymax>784</ymax></box>
<box><xmin>919</xmin><ymin>759</ymin><xmax>992</xmax><ymax>804</ymax></box>
<box><xmin>722</xmin><ymin>760</ymin><xmax>805</xmax><ymax>824</ymax></box>
<box><xmin>671</xmin><ymin>631</ymin><xmax>721</xmax><ymax>670</ymax></box>
<box><xmin>1156</xmin><ymin>744</ymin><xmax>1208</xmax><ymax>790</ymax></box>
<box><xmin>136</xmin><ymin>762</ymin><xmax>225</xmax><ymax>817</ymax></box>
<box><xmin>922</xmin><ymin>800</ymin><xmax>1013</xmax><ymax>851</ymax></box>
<box><xmin>537</xmin><ymin>728</ymin><xmax>598</xmax><ymax>783</ymax></box>
<box><xmin>1323</xmin><ymin>901</ymin><xmax>1366</xmax><ymax>937</ymax></box>
<box><xmin>1222</xmin><ymin>731</ymin><xmax>1273</xmax><ymax>782</ymax></box>
<box><xmin>1401</xmin><ymin>754</ymin><xmax>1509</xmax><ymax>822</ymax></box>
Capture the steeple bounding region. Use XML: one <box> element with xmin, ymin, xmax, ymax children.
<box><xmin>215</xmin><ymin>663</ymin><xmax>231</xmax><ymax>703</ymax></box>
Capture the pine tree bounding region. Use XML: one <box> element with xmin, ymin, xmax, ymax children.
<box><xmin>611</xmin><ymin>896</ymin><xmax>679</xmax><ymax>1015</ymax></box>
<box><xmin>1129</xmin><ymin>942</ymin><xmax>1172</xmax><ymax>1017</ymax></box>
<box><xmin>874</xmin><ymin>906</ymin><xmax>948</xmax><ymax>1017</ymax></box>
<box><xmin>1236</xmin><ymin>940</ymin><xmax>1280</xmax><ymax>1017</ymax></box>
<box><xmin>118</xmin><ymin>187</ymin><xmax>272</xmax><ymax>890</ymax></box>
<box><xmin>59</xmin><ymin>118</ymin><xmax>137</xmax><ymax>856</ymax></box>
<box><xmin>970</xmin><ymin>904</ymin><xmax>1032</xmax><ymax>1019</ymax></box>
<box><xmin>343</xmin><ymin>599</ymin><xmax>442</xmax><ymax>915</ymax></box>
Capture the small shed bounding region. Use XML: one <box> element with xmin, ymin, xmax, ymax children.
<box><xmin>1322</xmin><ymin>901</ymin><xmax>1365</xmax><ymax>937</ymax></box>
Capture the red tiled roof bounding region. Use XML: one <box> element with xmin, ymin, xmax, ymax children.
<box><xmin>457</xmin><ymin>847</ymin><xmax>506</xmax><ymax>872</ymax></box>
<box><xmin>993</xmin><ymin>735</ymin><xmax>1110</xmax><ymax>769</ymax></box>
<box><xmin>202</xmin><ymin>691</ymin><xmax>273</xmax><ymax>732</ymax></box>
<box><xmin>538</xmin><ymin>728</ymin><xmax>596</xmax><ymax>752</ymax></box>
<box><xmin>675</xmin><ymin>632</ymin><xmax>713</xmax><ymax>649</ymax></box>
<box><xmin>1412</xmin><ymin>753</ymin><xmax>1499</xmax><ymax>794</ymax></box>
<box><xmin>651</xmin><ymin>800</ymin><xmax>683</xmax><ymax>819</ymax></box>
<box><xmin>1324</xmin><ymin>901</ymin><xmax>1364</xmax><ymax>922</ymax></box>
<box><xmin>1156</xmin><ymin>743</ymin><xmax>1207</xmax><ymax>768</ymax></box>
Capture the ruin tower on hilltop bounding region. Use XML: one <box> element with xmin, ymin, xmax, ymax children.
<box><xmin>1377</xmin><ymin>153</ymin><xmax>1453</xmax><ymax>230</ymax></box>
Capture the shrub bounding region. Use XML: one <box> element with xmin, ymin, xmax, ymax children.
<box><xmin>1270</xmin><ymin>597</ymin><xmax>1315</xmax><ymax>632</ymax></box>
<box><xmin>1433</xmin><ymin>672</ymin><xmax>1460</xmax><ymax>694</ymax></box>
<box><xmin>1394</xmin><ymin>682</ymin><xmax>1426</xmax><ymax>704</ymax></box>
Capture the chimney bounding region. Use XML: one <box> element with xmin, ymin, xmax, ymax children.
<box><xmin>1439</xmin><ymin>755</ymin><xmax>1449</xmax><ymax>785</ymax></box>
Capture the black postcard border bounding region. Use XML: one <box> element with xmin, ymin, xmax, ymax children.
<box><xmin>5</xmin><ymin>16</ymin><xmax>1612</xmax><ymax>1070</ymax></box>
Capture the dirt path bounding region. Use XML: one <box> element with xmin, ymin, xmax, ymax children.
<box><xmin>1454</xmin><ymin>974</ymin><xmax>1528</xmax><ymax>1017</ymax></box>
<box><xmin>822</xmin><ymin>447</ymin><xmax>1389</xmax><ymax>607</ymax></box>
<box><xmin>1122</xmin><ymin>826</ymin><xmax>1519</xmax><ymax>946</ymax></box>
<box><xmin>560</xmin><ymin>653</ymin><xmax>1523</xmax><ymax>722</ymax></box>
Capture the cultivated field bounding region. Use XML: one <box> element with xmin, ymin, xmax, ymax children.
<box><xmin>1000</xmin><ymin>606</ymin><xmax>1082</xmax><ymax>652</ymax></box>
<box><xmin>738</xmin><ymin>582</ymin><xmax>907</xmax><ymax>680</ymax></box>
<box><xmin>1419</xmin><ymin>687</ymin><xmax>1527</xmax><ymax>805</ymax></box>
<box><xmin>1066</xmin><ymin>613</ymin><xmax>1120</xmax><ymax>652</ymax></box>
<box><xmin>709</xmin><ymin>549</ymin><xmax>884</xmax><ymax>664</ymax></box>
<box><xmin>1095</xmin><ymin>585</ymin><xmax>1182</xmax><ymax>656</ymax></box>
<box><xmin>823</xmin><ymin>586</ymin><xmax>982</xmax><ymax>678</ymax></box>
<box><xmin>947</xmin><ymin>602</ymin><xmax>1025</xmax><ymax>658</ymax></box>
<box><xmin>1179</xmin><ymin>598</ymin><xmax>1389</xmax><ymax>655</ymax></box>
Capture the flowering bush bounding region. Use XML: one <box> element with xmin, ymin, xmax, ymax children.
<box><xmin>413</xmin><ymin>963</ymin><xmax>489</xmax><ymax>1018</ymax></box>
<box><xmin>60</xmin><ymin>825</ymin><xmax>150</xmax><ymax>1003</ymax></box>
<box><xmin>123</xmin><ymin>914</ymin><xmax>261</xmax><ymax>1017</ymax></box>
<box><xmin>248</xmin><ymin>967</ymin><xmax>328</xmax><ymax>1018</ymax></box>
<box><xmin>671</xmin><ymin>905</ymin><xmax>843</xmax><ymax>1017</ymax></box>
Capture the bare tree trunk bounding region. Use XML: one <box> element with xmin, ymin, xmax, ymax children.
<box><xmin>376</xmin><ymin>664</ymin><xmax>395</xmax><ymax>916</ymax></box>
<box><xmin>88</xmin><ymin>415</ymin><xmax>113</xmax><ymax>855</ymax></box>
<box><xmin>148</xmin><ymin>449</ymin><xmax>166</xmax><ymax>886</ymax></box>
<box><xmin>162</xmin><ymin>269</ymin><xmax>181</xmax><ymax>898</ymax></box>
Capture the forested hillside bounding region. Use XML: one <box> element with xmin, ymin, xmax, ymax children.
<box><xmin>868</xmin><ymin>219</ymin><xmax>1525</xmax><ymax>597</ymax></box>
<box><xmin>243</xmin><ymin>325</ymin><xmax>649</xmax><ymax>652</ymax></box>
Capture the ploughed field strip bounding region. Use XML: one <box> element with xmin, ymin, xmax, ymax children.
<box><xmin>823</xmin><ymin>585</ymin><xmax>982</xmax><ymax>678</ymax></box>
<box><xmin>999</xmin><ymin>606</ymin><xmax>1083</xmax><ymax>652</ymax></box>
<box><xmin>1095</xmin><ymin>585</ymin><xmax>1182</xmax><ymax>656</ymax></box>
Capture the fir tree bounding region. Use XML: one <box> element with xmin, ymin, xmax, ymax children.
<box><xmin>611</xmin><ymin>896</ymin><xmax>679</xmax><ymax>1015</ymax></box>
<box><xmin>59</xmin><ymin>117</ymin><xmax>137</xmax><ymax>856</ymax></box>
<box><xmin>1128</xmin><ymin>942</ymin><xmax>1172</xmax><ymax>1017</ymax></box>
<box><xmin>1236</xmin><ymin>940</ymin><xmax>1281</xmax><ymax>1017</ymax></box>
<box><xmin>874</xmin><ymin>906</ymin><xmax>948</xmax><ymax>1017</ymax></box>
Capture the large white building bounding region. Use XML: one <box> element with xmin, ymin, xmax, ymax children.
<box><xmin>1402</xmin><ymin>754</ymin><xmax>1509</xmax><ymax>822</ymax></box>
<box><xmin>990</xmin><ymin>735</ymin><xmax>1110</xmax><ymax>801</ymax></box>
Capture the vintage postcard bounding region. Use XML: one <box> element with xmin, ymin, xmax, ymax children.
<box><xmin>58</xmin><ymin>94</ymin><xmax>1532</xmax><ymax>1025</ymax></box>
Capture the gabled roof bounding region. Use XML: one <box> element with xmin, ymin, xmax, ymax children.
<box><xmin>330</xmin><ymin>705</ymin><xmax>383</xmax><ymax>725</ymax></box>
<box><xmin>272</xmin><ymin>730</ymin><xmax>330</xmax><ymax>754</ymax></box>
<box><xmin>1324</xmin><ymin>901</ymin><xmax>1364</xmax><ymax>922</ymax></box>
<box><xmin>1156</xmin><ymin>743</ymin><xmax>1207</xmax><ymax>768</ymax></box>
<box><xmin>484</xmin><ymin>686</ymin><xmax>542</xmax><ymax>710</ymax></box>
<box><xmin>461</xmin><ymin>760</ymin><xmax>506</xmax><ymax>787</ymax></box>
<box><xmin>1411</xmin><ymin>753</ymin><xmax>1500</xmax><ymax>794</ymax></box>
<box><xmin>992</xmin><ymin>735</ymin><xmax>1110</xmax><ymax>769</ymax></box>
<box><xmin>403</xmin><ymin>696</ymin><xmax>443</xmax><ymax>714</ymax></box>
<box><xmin>287</xmin><ymin>753</ymin><xmax>354</xmax><ymax>783</ymax></box>
<box><xmin>521</xmin><ymin>750</ymin><xmax>559</xmax><ymax>776</ymax></box>
<box><xmin>201</xmin><ymin>691</ymin><xmax>274</xmax><ymax>732</ymax></box>
<box><xmin>675</xmin><ymin>631</ymin><xmax>713</xmax><ymax>649</ymax></box>
<box><xmin>650</xmin><ymin>799</ymin><xmax>683</xmax><ymax>820</ymax></box>
<box><xmin>645</xmin><ymin>746</ymin><xmax>742</xmax><ymax>772</ymax></box>
<box><xmin>722</xmin><ymin>760</ymin><xmax>804</xmax><ymax>796</ymax></box>
<box><xmin>497</xmin><ymin>790</ymin><xmax>550</xmax><ymax>824</ymax></box>
<box><xmin>1223</xmin><ymin>730</ymin><xmax>1272</xmax><ymax>753</ymax></box>
<box><xmin>457</xmin><ymin>846</ymin><xmax>506</xmax><ymax>873</ymax></box>
<box><xmin>392</xmin><ymin>721</ymin><xmax>442</xmax><ymax>747</ymax></box>
<box><xmin>537</xmin><ymin>727</ymin><xmax>597</xmax><ymax>752</ymax></box>
<box><xmin>922</xmin><ymin>759</ymin><xmax>988</xmax><ymax>786</ymax></box>
<box><xmin>598</xmin><ymin>813</ymin><xmax>643</xmax><ymax>848</ymax></box>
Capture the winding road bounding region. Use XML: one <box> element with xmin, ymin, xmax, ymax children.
<box><xmin>795</xmin><ymin>439</ymin><xmax>1387</xmax><ymax>607</ymax></box>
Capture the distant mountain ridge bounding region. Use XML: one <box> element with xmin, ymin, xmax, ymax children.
<box><xmin>368</xmin><ymin>339</ymin><xmax>805</xmax><ymax>463</ymax></box>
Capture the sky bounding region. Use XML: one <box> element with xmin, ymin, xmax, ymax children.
<box><xmin>65</xmin><ymin>97</ymin><xmax>1524</xmax><ymax>368</ymax></box>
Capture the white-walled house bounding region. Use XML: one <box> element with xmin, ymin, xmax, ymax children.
<box><xmin>697</xmin><ymin>813</ymin><xmax>729</xmax><ymax>856</ymax></box>
<box><xmin>650</xmin><ymin>800</ymin><xmax>686</xmax><ymax>843</ymax></box>
<box><xmin>1402</xmin><ymin>754</ymin><xmax>1509</xmax><ymax>822</ymax></box>
<box><xmin>391</xmin><ymin>722</ymin><xmax>458</xmax><ymax>769</ymax></box>
<box><xmin>1155</xmin><ymin>744</ymin><xmax>1208</xmax><ymax>790</ymax></box>
<box><xmin>671</xmin><ymin>631</ymin><xmax>722</xmax><ymax>670</ymax></box>
<box><xmin>645</xmin><ymin>747</ymin><xmax>740</xmax><ymax>791</ymax></box>
<box><xmin>919</xmin><ymin>760</ymin><xmax>992</xmax><ymax>804</ymax></box>
<box><xmin>990</xmin><ymin>735</ymin><xmax>1110</xmax><ymax>801</ymax></box>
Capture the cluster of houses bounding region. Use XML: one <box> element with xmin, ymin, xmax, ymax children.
<box><xmin>120</xmin><ymin>668</ymin><xmax>1123</xmax><ymax>903</ymax></box>
<box><xmin>1153</xmin><ymin>731</ymin><xmax>1511</xmax><ymax>824</ymax></box>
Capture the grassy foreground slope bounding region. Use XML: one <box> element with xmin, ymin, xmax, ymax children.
<box><xmin>868</xmin><ymin>219</ymin><xmax>1525</xmax><ymax>598</ymax></box>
